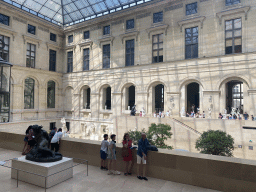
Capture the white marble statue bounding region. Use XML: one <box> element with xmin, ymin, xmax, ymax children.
<box><xmin>142</xmin><ymin>107</ymin><xmax>146</xmax><ymax>117</ymax></box>
<box><xmin>60</xmin><ymin>117</ymin><xmax>69</xmax><ymax>137</ymax></box>
<box><xmin>180</xmin><ymin>107</ymin><xmax>185</xmax><ymax>117</ymax></box>
<box><xmin>166</xmin><ymin>111</ymin><xmax>170</xmax><ymax>117</ymax></box>
<box><xmin>153</xmin><ymin>112</ymin><xmax>156</xmax><ymax>118</ymax></box>
<box><xmin>208</xmin><ymin>108</ymin><xmax>212</xmax><ymax>119</ymax></box>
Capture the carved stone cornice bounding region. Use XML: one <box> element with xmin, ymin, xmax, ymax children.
<box><xmin>216</xmin><ymin>6</ymin><xmax>250</xmax><ymax>25</ymax></box>
<box><xmin>146</xmin><ymin>24</ymin><xmax>169</xmax><ymax>38</ymax></box>
<box><xmin>22</xmin><ymin>34</ymin><xmax>42</xmax><ymax>48</ymax></box>
<box><xmin>203</xmin><ymin>90</ymin><xmax>221</xmax><ymax>95</ymax></box>
<box><xmin>65</xmin><ymin>44</ymin><xmax>76</xmax><ymax>50</ymax></box>
<box><xmin>248</xmin><ymin>89</ymin><xmax>256</xmax><ymax>95</ymax></box>
<box><xmin>178</xmin><ymin>16</ymin><xmax>206</xmax><ymax>32</ymax></box>
<box><xmin>119</xmin><ymin>31</ymin><xmax>139</xmax><ymax>44</ymax></box>
<box><xmin>78</xmin><ymin>40</ymin><xmax>93</xmax><ymax>51</ymax></box>
<box><xmin>46</xmin><ymin>42</ymin><xmax>61</xmax><ymax>51</ymax></box>
<box><xmin>99</xmin><ymin>36</ymin><xmax>115</xmax><ymax>46</ymax></box>
<box><xmin>0</xmin><ymin>24</ymin><xmax>17</xmax><ymax>41</ymax></box>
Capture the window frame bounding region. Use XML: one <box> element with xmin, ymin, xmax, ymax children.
<box><xmin>67</xmin><ymin>51</ymin><xmax>73</xmax><ymax>73</ymax></box>
<box><xmin>84</xmin><ymin>31</ymin><xmax>90</xmax><ymax>39</ymax></box>
<box><xmin>50</xmin><ymin>33</ymin><xmax>57</xmax><ymax>42</ymax></box>
<box><xmin>153</xmin><ymin>11</ymin><xmax>163</xmax><ymax>24</ymax></box>
<box><xmin>225</xmin><ymin>18</ymin><xmax>242</xmax><ymax>55</ymax></box>
<box><xmin>26</xmin><ymin>43</ymin><xmax>36</xmax><ymax>68</ymax></box>
<box><xmin>83</xmin><ymin>48</ymin><xmax>90</xmax><ymax>71</ymax></box>
<box><xmin>103</xmin><ymin>44</ymin><xmax>110</xmax><ymax>69</ymax></box>
<box><xmin>125</xmin><ymin>39</ymin><xmax>135</xmax><ymax>67</ymax></box>
<box><xmin>0</xmin><ymin>13</ymin><xmax>9</xmax><ymax>26</ymax></box>
<box><xmin>68</xmin><ymin>35</ymin><xmax>73</xmax><ymax>43</ymax></box>
<box><xmin>28</xmin><ymin>24</ymin><xmax>36</xmax><ymax>35</ymax></box>
<box><xmin>226</xmin><ymin>0</ymin><xmax>240</xmax><ymax>6</ymax></box>
<box><xmin>186</xmin><ymin>2</ymin><xmax>198</xmax><ymax>16</ymax></box>
<box><xmin>185</xmin><ymin>26</ymin><xmax>199</xmax><ymax>59</ymax></box>
<box><xmin>103</xmin><ymin>25</ymin><xmax>110</xmax><ymax>36</ymax></box>
<box><xmin>47</xmin><ymin>80</ymin><xmax>55</xmax><ymax>109</ymax></box>
<box><xmin>152</xmin><ymin>34</ymin><xmax>164</xmax><ymax>63</ymax></box>
<box><xmin>126</xmin><ymin>19</ymin><xmax>135</xmax><ymax>30</ymax></box>
<box><xmin>24</xmin><ymin>78</ymin><xmax>35</xmax><ymax>109</ymax></box>
<box><xmin>49</xmin><ymin>49</ymin><xmax>56</xmax><ymax>72</ymax></box>
<box><xmin>0</xmin><ymin>35</ymin><xmax>10</xmax><ymax>62</ymax></box>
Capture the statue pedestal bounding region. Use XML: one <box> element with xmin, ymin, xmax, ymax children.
<box><xmin>11</xmin><ymin>156</ymin><xmax>73</xmax><ymax>188</ymax></box>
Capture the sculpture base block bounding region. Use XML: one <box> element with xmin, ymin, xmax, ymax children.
<box><xmin>11</xmin><ymin>156</ymin><xmax>73</xmax><ymax>188</ymax></box>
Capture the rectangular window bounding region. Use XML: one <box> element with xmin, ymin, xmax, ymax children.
<box><xmin>50</xmin><ymin>122</ymin><xmax>56</xmax><ymax>130</ymax></box>
<box><xmin>24</xmin><ymin>78</ymin><xmax>34</xmax><ymax>109</ymax></box>
<box><xmin>50</xmin><ymin>33</ymin><xmax>56</xmax><ymax>42</ymax></box>
<box><xmin>226</xmin><ymin>0</ymin><xmax>240</xmax><ymax>6</ymax></box>
<box><xmin>68</xmin><ymin>35</ymin><xmax>73</xmax><ymax>43</ymax></box>
<box><xmin>26</xmin><ymin>43</ymin><xmax>36</xmax><ymax>68</ymax></box>
<box><xmin>0</xmin><ymin>14</ymin><xmax>9</xmax><ymax>26</ymax></box>
<box><xmin>126</xmin><ymin>39</ymin><xmax>135</xmax><ymax>66</ymax></box>
<box><xmin>84</xmin><ymin>31</ymin><xmax>90</xmax><ymax>39</ymax></box>
<box><xmin>225</xmin><ymin>18</ymin><xmax>242</xmax><ymax>54</ymax></box>
<box><xmin>126</xmin><ymin>19</ymin><xmax>134</xmax><ymax>30</ymax></box>
<box><xmin>153</xmin><ymin>12</ymin><xmax>163</xmax><ymax>23</ymax></box>
<box><xmin>103</xmin><ymin>44</ymin><xmax>110</xmax><ymax>69</ymax></box>
<box><xmin>49</xmin><ymin>50</ymin><xmax>56</xmax><ymax>72</ymax></box>
<box><xmin>103</xmin><ymin>25</ymin><xmax>110</xmax><ymax>35</ymax></box>
<box><xmin>0</xmin><ymin>35</ymin><xmax>10</xmax><ymax>61</ymax></box>
<box><xmin>67</xmin><ymin>51</ymin><xmax>73</xmax><ymax>73</ymax></box>
<box><xmin>83</xmin><ymin>48</ymin><xmax>90</xmax><ymax>71</ymax></box>
<box><xmin>185</xmin><ymin>27</ymin><xmax>198</xmax><ymax>59</ymax></box>
<box><xmin>152</xmin><ymin>34</ymin><xmax>163</xmax><ymax>63</ymax></box>
<box><xmin>186</xmin><ymin>2</ymin><xmax>197</xmax><ymax>15</ymax></box>
<box><xmin>28</xmin><ymin>24</ymin><xmax>36</xmax><ymax>35</ymax></box>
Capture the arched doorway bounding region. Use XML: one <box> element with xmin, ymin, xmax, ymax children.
<box><xmin>128</xmin><ymin>85</ymin><xmax>135</xmax><ymax>109</ymax></box>
<box><xmin>226</xmin><ymin>80</ymin><xmax>243</xmax><ymax>114</ymax></box>
<box><xmin>155</xmin><ymin>84</ymin><xmax>164</xmax><ymax>113</ymax></box>
<box><xmin>187</xmin><ymin>82</ymin><xmax>199</xmax><ymax>113</ymax></box>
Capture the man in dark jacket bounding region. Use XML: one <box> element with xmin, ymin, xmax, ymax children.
<box><xmin>137</xmin><ymin>133</ymin><xmax>149</xmax><ymax>181</ymax></box>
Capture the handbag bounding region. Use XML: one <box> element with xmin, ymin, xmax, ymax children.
<box><xmin>121</xmin><ymin>141</ymin><xmax>129</xmax><ymax>157</ymax></box>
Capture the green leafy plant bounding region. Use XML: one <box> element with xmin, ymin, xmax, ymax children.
<box><xmin>128</xmin><ymin>123</ymin><xmax>173</xmax><ymax>149</ymax></box>
<box><xmin>195</xmin><ymin>130</ymin><xmax>234</xmax><ymax>157</ymax></box>
<box><xmin>147</xmin><ymin>123</ymin><xmax>173</xmax><ymax>149</ymax></box>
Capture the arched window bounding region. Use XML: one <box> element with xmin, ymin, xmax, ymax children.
<box><xmin>47</xmin><ymin>81</ymin><xmax>55</xmax><ymax>108</ymax></box>
<box><xmin>24</xmin><ymin>78</ymin><xmax>35</xmax><ymax>109</ymax></box>
<box><xmin>83</xmin><ymin>87</ymin><xmax>90</xmax><ymax>109</ymax></box>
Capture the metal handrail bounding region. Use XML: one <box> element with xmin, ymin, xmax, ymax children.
<box><xmin>0</xmin><ymin>157</ymin><xmax>88</xmax><ymax>192</ymax></box>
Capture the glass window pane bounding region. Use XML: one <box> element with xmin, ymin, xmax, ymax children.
<box><xmin>234</xmin><ymin>18</ymin><xmax>242</xmax><ymax>29</ymax></box>
<box><xmin>159</xmin><ymin>34</ymin><xmax>163</xmax><ymax>42</ymax></box>
<box><xmin>153</xmin><ymin>51</ymin><xmax>158</xmax><ymax>57</ymax></box>
<box><xmin>158</xmin><ymin>43</ymin><xmax>163</xmax><ymax>49</ymax></box>
<box><xmin>159</xmin><ymin>50</ymin><xmax>163</xmax><ymax>56</ymax></box>
<box><xmin>226</xmin><ymin>39</ymin><xmax>233</xmax><ymax>47</ymax></box>
<box><xmin>153</xmin><ymin>35</ymin><xmax>158</xmax><ymax>43</ymax></box>
<box><xmin>234</xmin><ymin>29</ymin><xmax>241</xmax><ymax>37</ymax></box>
<box><xmin>226</xmin><ymin>20</ymin><xmax>233</xmax><ymax>30</ymax></box>
<box><xmin>226</xmin><ymin>31</ymin><xmax>233</xmax><ymax>38</ymax></box>
<box><xmin>234</xmin><ymin>38</ymin><xmax>242</xmax><ymax>45</ymax></box>
<box><xmin>153</xmin><ymin>44</ymin><xmax>158</xmax><ymax>50</ymax></box>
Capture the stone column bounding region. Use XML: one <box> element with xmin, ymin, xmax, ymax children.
<box><xmin>166</xmin><ymin>92</ymin><xmax>181</xmax><ymax>116</ymax></box>
<box><xmin>202</xmin><ymin>90</ymin><xmax>220</xmax><ymax>119</ymax></box>
<box><xmin>112</xmin><ymin>92</ymin><xmax>122</xmax><ymax>117</ymax></box>
<box><xmin>90</xmin><ymin>93</ymin><xmax>99</xmax><ymax>119</ymax></box>
<box><xmin>137</xmin><ymin>92</ymin><xmax>148</xmax><ymax>116</ymax></box>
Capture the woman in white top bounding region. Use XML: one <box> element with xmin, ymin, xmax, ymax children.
<box><xmin>51</xmin><ymin>128</ymin><xmax>63</xmax><ymax>152</ymax></box>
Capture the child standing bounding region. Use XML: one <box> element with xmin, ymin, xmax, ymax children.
<box><xmin>100</xmin><ymin>134</ymin><xmax>109</xmax><ymax>170</ymax></box>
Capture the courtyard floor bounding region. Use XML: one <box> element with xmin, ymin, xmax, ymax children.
<box><xmin>0</xmin><ymin>148</ymin><xmax>221</xmax><ymax>192</ymax></box>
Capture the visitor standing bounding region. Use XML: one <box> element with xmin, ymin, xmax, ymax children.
<box><xmin>48</xmin><ymin>127</ymin><xmax>56</xmax><ymax>148</ymax></box>
<box><xmin>244</xmin><ymin>112</ymin><xmax>249</xmax><ymax>120</ymax></box>
<box><xmin>122</xmin><ymin>133</ymin><xmax>133</xmax><ymax>176</ymax></box>
<box><xmin>137</xmin><ymin>133</ymin><xmax>149</xmax><ymax>181</ymax></box>
<box><xmin>51</xmin><ymin>128</ymin><xmax>63</xmax><ymax>152</ymax></box>
<box><xmin>251</xmin><ymin>115</ymin><xmax>254</xmax><ymax>121</ymax></box>
<box><xmin>100</xmin><ymin>134</ymin><xmax>109</xmax><ymax>170</ymax></box>
<box><xmin>107</xmin><ymin>134</ymin><xmax>121</xmax><ymax>175</ymax></box>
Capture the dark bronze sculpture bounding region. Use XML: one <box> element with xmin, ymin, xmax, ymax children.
<box><xmin>26</xmin><ymin>125</ymin><xmax>62</xmax><ymax>162</ymax></box>
<box><xmin>130</xmin><ymin>105</ymin><xmax>136</xmax><ymax>116</ymax></box>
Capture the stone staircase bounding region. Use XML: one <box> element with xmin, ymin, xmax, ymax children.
<box><xmin>171</xmin><ymin>117</ymin><xmax>202</xmax><ymax>135</ymax></box>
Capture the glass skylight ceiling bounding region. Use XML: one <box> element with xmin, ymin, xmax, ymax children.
<box><xmin>2</xmin><ymin>0</ymin><xmax>152</xmax><ymax>26</ymax></box>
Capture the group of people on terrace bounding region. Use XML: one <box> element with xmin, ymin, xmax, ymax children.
<box><xmin>100</xmin><ymin>132</ymin><xmax>149</xmax><ymax>181</ymax></box>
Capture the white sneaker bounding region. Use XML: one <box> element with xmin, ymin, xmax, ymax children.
<box><xmin>113</xmin><ymin>171</ymin><xmax>121</xmax><ymax>175</ymax></box>
<box><xmin>107</xmin><ymin>170</ymin><xmax>113</xmax><ymax>175</ymax></box>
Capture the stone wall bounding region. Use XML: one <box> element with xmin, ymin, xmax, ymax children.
<box><xmin>1</xmin><ymin>130</ymin><xmax>256</xmax><ymax>192</ymax></box>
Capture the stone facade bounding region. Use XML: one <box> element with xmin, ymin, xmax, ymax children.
<box><xmin>0</xmin><ymin>0</ymin><xmax>256</xmax><ymax>139</ymax></box>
